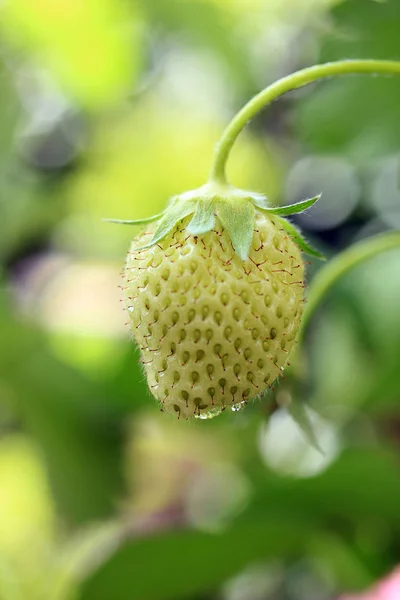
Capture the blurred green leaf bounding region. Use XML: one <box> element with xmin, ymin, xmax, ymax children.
<box><xmin>295</xmin><ymin>0</ymin><xmax>400</xmax><ymax>158</ymax></box>
<box><xmin>80</xmin><ymin>521</ymin><xmax>309</xmax><ymax>600</ymax></box>
<box><xmin>0</xmin><ymin>288</ymin><xmax>148</xmax><ymax>524</ymax></box>
<box><xmin>81</xmin><ymin>447</ymin><xmax>400</xmax><ymax>599</ymax></box>
<box><xmin>250</xmin><ymin>448</ymin><xmax>400</xmax><ymax>524</ymax></box>
<box><xmin>309</xmin><ymin>533</ymin><xmax>376</xmax><ymax>591</ymax></box>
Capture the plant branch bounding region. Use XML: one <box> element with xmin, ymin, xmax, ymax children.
<box><xmin>209</xmin><ymin>59</ymin><xmax>400</xmax><ymax>185</ymax></box>
<box><xmin>299</xmin><ymin>231</ymin><xmax>400</xmax><ymax>341</ymax></box>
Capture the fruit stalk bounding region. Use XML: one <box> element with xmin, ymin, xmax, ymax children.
<box><xmin>300</xmin><ymin>231</ymin><xmax>400</xmax><ymax>340</ymax></box>
<box><xmin>209</xmin><ymin>59</ymin><xmax>400</xmax><ymax>186</ymax></box>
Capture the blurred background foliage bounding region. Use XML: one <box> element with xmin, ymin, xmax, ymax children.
<box><xmin>1</xmin><ymin>0</ymin><xmax>400</xmax><ymax>598</ymax></box>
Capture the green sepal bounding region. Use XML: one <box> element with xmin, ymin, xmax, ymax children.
<box><xmin>187</xmin><ymin>198</ymin><xmax>215</xmax><ymax>234</ymax></box>
<box><xmin>135</xmin><ymin>198</ymin><xmax>197</xmax><ymax>250</ymax></box>
<box><xmin>216</xmin><ymin>199</ymin><xmax>255</xmax><ymax>260</ymax></box>
<box><xmin>286</xmin><ymin>401</ymin><xmax>323</xmax><ymax>454</ymax></box>
<box><xmin>249</xmin><ymin>194</ymin><xmax>269</xmax><ymax>209</ymax></box>
<box><xmin>103</xmin><ymin>212</ymin><xmax>165</xmax><ymax>225</ymax></box>
<box><xmin>105</xmin><ymin>183</ymin><xmax>321</xmax><ymax>260</ymax></box>
<box><xmin>276</xmin><ymin>216</ymin><xmax>326</xmax><ymax>260</ymax></box>
<box><xmin>253</xmin><ymin>195</ymin><xmax>321</xmax><ymax>216</ymax></box>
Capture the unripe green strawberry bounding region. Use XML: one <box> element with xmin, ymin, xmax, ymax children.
<box><xmin>118</xmin><ymin>186</ymin><xmax>323</xmax><ymax>419</ymax></box>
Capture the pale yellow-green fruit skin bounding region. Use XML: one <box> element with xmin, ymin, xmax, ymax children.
<box><xmin>123</xmin><ymin>212</ymin><xmax>304</xmax><ymax>419</ymax></box>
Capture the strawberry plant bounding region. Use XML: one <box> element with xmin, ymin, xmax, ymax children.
<box><xmin>108</xmin><ymin>59</ymin><xmax>400</xmax><ymax>420</ymax></box>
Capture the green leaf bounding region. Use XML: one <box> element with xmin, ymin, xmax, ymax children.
<box><xmin>253</xmin><ymin>195</ymin><xmax>321</xmax><ymax>216</ymax></box>
<box><xmin>300</xmin><ymin>230</ymin><xmax>400</xmax><ymax>340</ymax></box>
<box><xmin>103</xmin><ymin>213</ymin><xmax>164</xmax><ymax>225</ymax></box>
<box><xmin>295</xmin><ymin>0</ymin><xmax>400</xmax><ymax>158</ymax></box>
<box><xmin>216</xmin><ymin>199</ymin><xmax>255</xmax><ymax>260</ymax></box>
<box><xmin>80</xmin><ymin>521</ymin><xmax>308</xmax><ymax>600</ymax></box>
<box><xmin>135</xmin><ymin>200</ymin><xmax>197</xmax><ymax>250</ymax></box>
<box><xmin>276</xmin><ymin>216</ymin><xmax>326</xmax><ymax>260</ymax></box>
<box><xmin>186</xmin><ymin>199</ymin><xmax>215</xmax><ymax>234</ymax></box>
<box><xmin>80</xmin><ymin>446</ymin><xmax>400</xmax><ymax>600</ymax></box>
<box><xmin>0</xmin><ymin>288</ymin><xmax>127</xmax><ymax>526</ymax></box>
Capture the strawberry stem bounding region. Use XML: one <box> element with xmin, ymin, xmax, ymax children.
<box><xmin>299</xmin><ymin>231</ymin><xmax>400</xmax><ymax>341</ymax></box>
<box><xmin>209</xmin><ymin>59</ymin><xmax>400</xmax><ymax>185</ymax></box>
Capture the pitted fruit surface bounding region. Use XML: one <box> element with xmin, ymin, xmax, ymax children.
<box><xmin>124</xmin><ymin>212</ymin><xmax>304</xmax><ymax>419</ymax></box>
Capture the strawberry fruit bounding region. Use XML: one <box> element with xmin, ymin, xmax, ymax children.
<box><xmin>113</xmin><ymin>185</ymin><xmax>323</xmax><ymax>419</ymax></box>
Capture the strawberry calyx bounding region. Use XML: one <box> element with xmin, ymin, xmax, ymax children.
<box><xmin>106</xmin><ymin>182</ymin><xmax>325</xmax><ymax>261</ymax></box>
